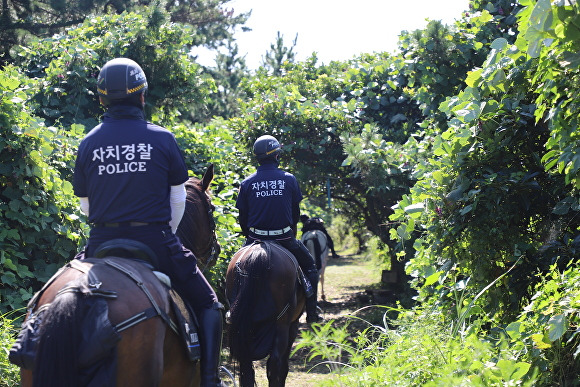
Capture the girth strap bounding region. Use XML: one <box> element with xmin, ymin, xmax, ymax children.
<box><xmin>115</xmin><ymin>307</ymin><xmax>160</xmax><ymax>332</ymax></box>
<box><xmin>102</xmin><ymin>259</ymin><xmax>179</xmax><ymax>335</ymax></box>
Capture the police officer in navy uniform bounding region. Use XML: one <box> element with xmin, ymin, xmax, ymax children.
<box><xmin>235</xmin><ymin>135</ymin><xmax>322</xmax><ymax>324</ymax></box>
<box><xmin>73</xmin><ymin>58</ymin><xmax>223</xmax><ymax>386</ymax></box>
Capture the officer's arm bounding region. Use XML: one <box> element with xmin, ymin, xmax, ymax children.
<box><xmin>239</xmin><ymin>210</ymin><xmax>249</xmax><ymax>237</ymax></box>
<box><xmin>79</xmin><ymin>197</ymin><xmax>90</xmax><ymax>216</ymax></box>
<box><xmin>292</xmin><ymin>203</ymin><xmax>300</xmax><ymax>238</ymax></box>
<box><xmin>169</xmin><ymin>183</ymin><xmax>186</xmax><ymax>234</ymax></box>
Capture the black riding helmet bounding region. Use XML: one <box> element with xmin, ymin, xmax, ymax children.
<box><xmin>97</xmin><ymin>58</ymin><xmax>148</xmax><ymax>106</ymax></box>
<box><xmin>253</xmin><ymin>135</ymin><xmax>281</xmax><ymax>161</ymax></box>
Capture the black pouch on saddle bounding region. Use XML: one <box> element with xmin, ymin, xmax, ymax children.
<box><xmin>169</xmin><ymin>289</ymin><xmax>201</xmax><ymax>362</ymax></box>
<box><xmin>9</xmin><ymin>267</ymin><xmax>121</xmax><ymax>387</ymax></box>
<box><xmin>9</xmin><ymin>306</ymin><xmax>46</xmax><ymax>369</ymax></box>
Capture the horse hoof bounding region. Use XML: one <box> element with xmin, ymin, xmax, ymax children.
<box><xmin>306</xmin><ymin>314</ymin><xmax>323</xmax><ymax>324</ymax></box>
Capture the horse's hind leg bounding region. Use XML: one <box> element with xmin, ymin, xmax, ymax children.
<box><xmin>267</xmin><ymin>323</ymin><xmax>295</xmax><ymax>387</ymax></box>
<box><xmin>320</xmin><ymin>269</ymin><xmax>326</xmax><ymax>301</ymax></box>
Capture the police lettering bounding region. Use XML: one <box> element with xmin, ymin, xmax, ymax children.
<box><xmin>255</xmin><ymin>189</ymin><xmax>282</xmax><ymax>197</ymax></box>
<box><xmin>98</xmin><ymin>162</ymin><xmax>147</xmax><ymax>175</ymax></box>
<box><xmin>92</xmin><ymin>143</ymin><xmax>153</xmax><ymax>162</ymax></box>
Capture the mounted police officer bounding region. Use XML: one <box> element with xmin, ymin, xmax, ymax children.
<box><xmin>73</xmin><ymin>58</ymin><xmax>224</xmax><ymax>386</ymax></box>
<box><xmin>235</xmin><ymin>134</ymin><xmax>322</xmax><ymax>324</ymax></box>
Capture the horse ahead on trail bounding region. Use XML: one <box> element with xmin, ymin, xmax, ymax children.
<box><xmin>226</xmin><ymin>241</ymin><xmax>307</xmax><ymax>387</ymax></box>
<box><xmin>10</xmin><ymin>165</ymin><xmax>222</xmax><ymax>387</ymax></box>
<box><xmin>301</xmin><ymin>230</ymin><xmax>330</xmax><ymax>301</ymax></box>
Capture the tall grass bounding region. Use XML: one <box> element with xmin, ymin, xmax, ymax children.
<box><xmin>295</xmin><ymin>305</ymin><xmax>538</xmax><ymax>386</ymax></box>
<box><xmin>0</xmin><ymin>312</ymin><xmax>21</xmax><ymax>387</ymax></box>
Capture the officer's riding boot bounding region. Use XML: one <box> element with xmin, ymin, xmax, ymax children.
<box><xmin>197</xmin><ymin>301</ymin><xmax>224</xmax><ymax>387</ymax></box>
<box><xmin>305</xmin><ymin>269</ymin><xmax>322</xmax><ymax>324</ymax></box>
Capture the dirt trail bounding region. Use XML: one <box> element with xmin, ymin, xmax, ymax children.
<box><xmin>223</xmin><ymin>254</ymin><xmax>382</xmax><ymax>386</ymax></box>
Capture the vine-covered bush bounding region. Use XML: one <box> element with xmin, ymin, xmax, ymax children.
<box><xmin>391</xmin><ymin>0</ymin><xmax>580</xmax><ymax>322</ymax></box>
<box><xmin>15</xmin><ymin>8</ymin><xmax>214</xmax><ymax>130</ymax></box>
<box><xmin>505</xmin><ymin>260</ymin><xmax>580</xmax><ymax>385</ymax></box>
<box><xmin>0</xmin><ymin>66</ymin><xmax>84</xmax><ymax>313</ymax></box>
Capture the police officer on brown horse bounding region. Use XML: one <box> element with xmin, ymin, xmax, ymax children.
<box><xmin>73</xmin><ymin>58</ymin><xmax>224</xmax><ymax>386</ymax></box>
<box><xmin>235</xmin><ymin>135</ymin><xmax>322</xmax><ymax>323</ymax></box>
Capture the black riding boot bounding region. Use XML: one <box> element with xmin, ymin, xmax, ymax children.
<box><xmin>305</xmin><ymin>269</ymin><xmax>322</xmax><ymax>323</ymax></box>
<box><xmin>197</xmin><ymin>301</ymin><xmax>224</xmax><ymax>387</ymax></box>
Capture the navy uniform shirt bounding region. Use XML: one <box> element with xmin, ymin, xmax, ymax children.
<box><xmin>73</xmin><ymin>105</ymin><xmax>188</xmax><ymax>224</ymax></box>
<box><xmin>236</xmin><ymin>162</ymin><xmax>303</xmax><ymax>233</ymax></box>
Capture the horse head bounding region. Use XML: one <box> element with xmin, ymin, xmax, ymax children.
<box><xmin>176</xmin><ymin>164</ymin><xmax>221</xmax><ymax>271</ymax></box>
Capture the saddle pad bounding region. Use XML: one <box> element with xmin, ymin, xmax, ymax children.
<box><xmin>169</xmin><ymin>289</ymin><xmax>201</xmax><ymax>362</ymax></box>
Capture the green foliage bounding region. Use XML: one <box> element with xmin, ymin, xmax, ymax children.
<box><xmin>505</xmin><ymin>261</ymin><xmax>580</xmax><ymax>385</ymax></box>
<box><xmin>204</xmin><ymin>42</ymin><xmax>249</xmax><ymax>119</ymax></box>
<box><xmin>296</xmin><ymin>306</ymin><xmax>537</xmax><ymax>386</ymax></box>
<box><xmin>0</xmin><ymin>0</ymin><xmax>249</xmax><ymax>67</ymax></box>
<box><xmin>293</xmin><ymin>320</ymin><xmax>353</xmax><ymax>374</ymax></box>
<box><xmin>15</xmin><ymin>9</ymin><xmax>214</xmax><ymax>129</ymax></box>
<box><xmin>390</xmin><ymin>0</ymin><xmax>580</xmax><ymax>321</ymax></box>
<box><xmin>6</xmin><ymin>0</ymin><xmax>580</xmax><ymax>384</ymax></box>
<box><xmin>0</xmin><ymin>66</ymin><xmax>85</xmax><ymax>313</ymax></box>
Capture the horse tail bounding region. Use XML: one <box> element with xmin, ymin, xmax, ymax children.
<box><xmin>33</xmin><ymin>290</ymin><xmax>83</xmax><ymax>387</ymax></box>
<box><xmin>228</xmin><ymin>245</ymin><xmax>269</xmax><ymax>360</ymax></box>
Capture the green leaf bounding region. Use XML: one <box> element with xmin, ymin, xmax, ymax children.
<box><xmin>480</xmin><ymin>99</ymin><xmax>499</xmax><ymax>115</ymax></box>
<box><xmin>465</xmin><ymin>69</ymin><xmax>483</xmax><ymax>88</ymax></box>
<box><xmin>548</xmin><ymin>314</ymin><xmax>566</xmax><ymax>341</ymax></box>
<box><xmin>553</xmin><ymin>197</ymin><xmax>577</xmax><ymax>215</ymax></box>
<box><xmin>528</xmin><ymin>0</ymin><xmax>554</xmax><ymax>33</ymax></box>
<box><xmin>424</xmin><ymin>271</ymin><xmax>443</xmax><ymax>286</ymax></box>
<box><xmin>490</xmin><ymin>38</ymin><xmax>508</xmax><ymax>50</ymax></box>
<box><xmin>459</xmin><ymin>204</ymin><xmax>473</xmax><ymax>215</ymax></box>
<box><xmin>62</xmin><ymin>181</ymin><xmax>74</xmax><ymax>195</ymax></box>
<box><xmin>0</xmin><ymin>73</ymin><xmax>20</xmax><ymax>90</ymax></box>
<box><xmin>531</xmin><ymin>333</ymin><xmax>551</xmax><ymax>349</ymax></box>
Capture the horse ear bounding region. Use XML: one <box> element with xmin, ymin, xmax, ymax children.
<box><xmin>201</xmin><ymin>164</ymin><xmax>214</xmax><ymax>192</ymax></box>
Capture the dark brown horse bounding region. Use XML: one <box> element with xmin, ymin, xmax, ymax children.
<box><xmin>17</xmin><ymin>165</ymin><xmax>220</xmax><ymax>387</ymax></box>
<box><xmin>226</xmin><ymin>241</ymin><xmax>306</xmax><ymax>387</ymax></box>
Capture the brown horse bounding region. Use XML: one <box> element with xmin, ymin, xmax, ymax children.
<box><xmin>17</xmin><ymin>165</ymin><xmax>221</xmax><ymax>387</ymax></box>
<box><xmin>226</xmin><ymin>241</ymin><xmax>306</xmax><ymax>387</ymax></box>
